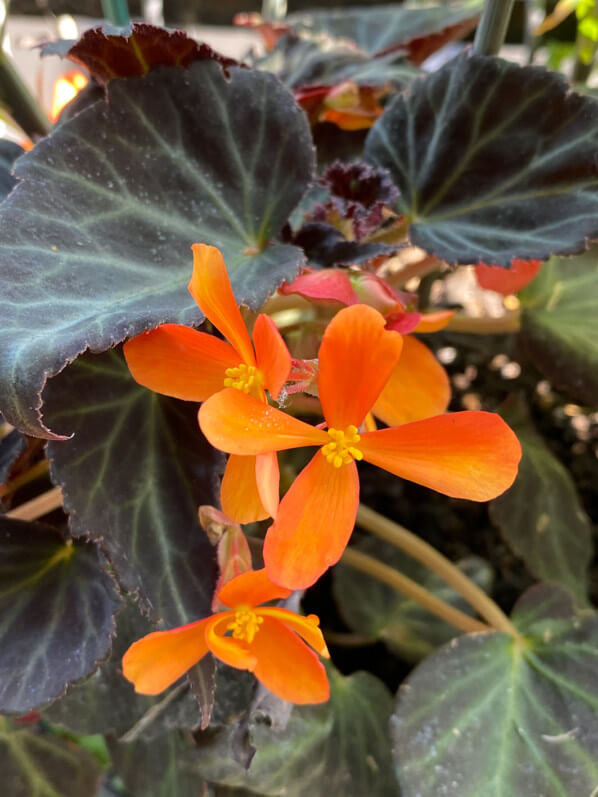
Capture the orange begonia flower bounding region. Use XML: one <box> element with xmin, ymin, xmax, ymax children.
<box><xmin>122</xmin><ymin>568</ymin><xmax>330</xmax><ymax>705</ymax></box>
<box><xmin>124</xmin><ymin>244</ymin><xmax>291</xmax><ymax>522</ymax></box>
<box><xmin>199</xmin><ymin>305</ymin><xmax>522</xmax><ymax>589</ymax></box>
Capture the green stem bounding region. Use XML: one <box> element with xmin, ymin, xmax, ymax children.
<box><xmin>446</xmin><ymin>309</ymin><xmax>521</xmax><ymax>334</ymax></box>
<box><xmin>356</xmin><ymin>504</ymin><xmax>523</xmax><ymax>641</ymax></box>
<box><xmin>0</xmin><ymin>51</ymin><xmax>50</xmax><ymax>139</ymax></box>
<box><xmin>101</xmin><ymin>0</ymin><xmax>130</xmax><ymax>26</ymax></box>
<box><xmin>342</xmin><ymin>547</ymin><xmax>490</xmax><ymax>635</ymax></box>
<box><xmin>473</xmin><ymin>0</ymin><xmax>516</xmax><ymax>56</ymax></box>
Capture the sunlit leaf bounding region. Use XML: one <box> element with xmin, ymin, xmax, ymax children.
<box><xmin>366</xmin><ymin>53</ymin><xmax>598</xmax><ymax>265</ymax></box>
<box><xmin>44</xmin><ymin>349</ymin><xmax>221</xmax><ymax>627</ymax></box>
<box><xmin>491</xmin><ymin>396</ymin><xmax>593</xmax><ymax>606</ymax></box>
<box><xmin>0</xmin><ymin>717</ymin><xmax>102</xmax><ymax>797</ymax></box>
<box><xmin>392</xmin><ymin>584</ymin><xmax>598</xmax><ymax>796</ymax></box>
<box><xmin>287</xmin><ymin>1</ymin><xmax>482</xmax><ymax>58</ymax></box>
<box><xmin>0</xmin><ymin>517</ymin><xmax>119</xmax><ymax>713</ymax></box>
<box><xmin>0</xmin><ymin>60</ymin><xmax>314</xmax><ymax>437</ymax></box>
<box><xmin>519</xmin><ymin>249</ymin><xmax>598</xmax><ymax>405</ymax></box>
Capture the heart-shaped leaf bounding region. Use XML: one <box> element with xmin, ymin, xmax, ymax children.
<box><xmin>519</xmin><ymin>250</ymin><xmax>598</xmax><ymax>405</ymax></box>
<box><xmin>0</xmin><ymin>60</ymin><xmax>314</xmax><ymax>437</ymax></box>
<box><xmin>0</xmin><ymin>516</ymin><xmax>119</xmax><ymax>713</ymax></box>
<box><xmin>287</xmin><ymin>1</ymin><xmax>482</xmax><ymax>57</ymax></box>
<box><xmin>365</xmin><ymin>53</ymin><xmax>598</xmax><ymax>265</ymax></box>
<box><xmin>44</xmin><ymin>349</ymin><xmax>221</xmax><ymax>627</ymax></box>
<box><xmin>0</xmin><ymin>717</ymin><xmax>102</xmax><ymax>797</ymax></box>
<box><xmin>334</xmin><ymin>536</ymin><xmax>493</xmax><ymax>661</ymax></box>
<box><xmin>196</xmin><ymin>666</ymin><xmax>398</xmax><ymax>796</ymax></box>
<box><xmin>490</xmin><ymin>397</ymin><xmax>593</xmax><ymax>605</ymax></box>
<box><xmin>391</xmin><ymin>584</ymin><xmax>598</xmax><ymax>796</ymax></box>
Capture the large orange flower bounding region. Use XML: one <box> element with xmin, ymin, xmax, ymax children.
<box><xmin>199</xmin><ymin>305</ymin><xmax>522</xmax><ymax>589</ymax></box>
<box><xmin>122</xmin><ymin>568</ymin><xmax>330</xmax><ymax>705</ymax></box>
<box><xmin>124</xmin><ymin>244</ymin><xmax>291</xmax><ymax>522</ymax></box>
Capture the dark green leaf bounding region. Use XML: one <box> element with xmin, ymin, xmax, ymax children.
<box><xmin>519</xmin><ymin>250</ymin><xmax>598</xmax><ymax>405</ymax></box>
<box><xmin>253</xmin><ymin>32</ymin><xmax>419</xmax><ymax>88</ymax></box>
<box><xmin>490</xmin><ymin>397</ymin><xmax>593</xmax><ymax>605</ymax></box>
<box><xmin>365</xmin><ymin>53</ymin><xmax>598</xmax><ymax>265</ymax></box>
<box><xmin>287</xmin><ymin>2</ymin><xmax>482</xmax><ymax>57</ymax></box>
<box><xmin>0</xmin><ymin>717</ymin><xmax>102</xmax><ymax>797</ymax></box>
<box><xmin>391</xmin><ymin>584</ymin><xmax>598</xmax><ymax>796</ymax></box>
<box><xmin>108</xmin><ymin>730</ymin><xmax>206</xmax><ymax>797</ymax></box>
<box><xmin>0</xmin><ymin>429</ymin><xmax>26</xmax><ymax>484</ymax></box>
<box><xmin>44</xmin><ymin>349</ymin><xmax>220</xmax><ymax>627</ymax></box>
<box><xmin>334</xmin><ymin>536</ymin><xmax>493</xmax><ymax>661</ymax></box>
<box><xmin>0</xmin><ymin>517</ymin><xmax>119</xmax><ymax>713</ymax></box>
<box><xmin>0</xmin><ymin>60</ymin><xmax>314</xmax><ymax>437</ymax></box>
<box><xmin>0</xmin><ymin>140</ymin><xmax>22</xmax><ymax>201</ymax></box>
<box><xmin>44</xmin><ymin>602</ymin><xmax>201</xmax><ymax>739</ymax></box>
<box><xmin>291</xmin><ymin>222</ymin><xmax>396</xmax><ymax>267</ymax></box>
<box><xmin>197</xmin><ymin>667</ymin><xmax>398</xmax><ymax>796</ymax></box>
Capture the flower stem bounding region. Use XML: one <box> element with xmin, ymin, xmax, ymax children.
<box><xmin>473</xmin><ymin>0</ymin><xmax>515</xmax><ymax>56</ymax></box>
<box><xmin>356</xmin><ymin>504</ymin><xmax>523</xmax><ymax>641</ymax></box>
<box><xmin>6</xmin><ymin>486</ymin><xmax>63</xmax><ymax>521</ymax></box>
<box><xmin>0</xmin><ymin>459</ymin><xmax>50</xmax><ymax>498</ymax></box>
<box><xmin>341</xmin><ymin>547</ymin><xmax>490</xmax><ymax>635</ymax></box>
<box><xmin>0</xmin><ymin>50</ymin><xmax>50</xmax><ymax>140</ymax></box>
<box><xmin>101</xmin><ymin>0</ymin><xmax>131</xmax><ymax>26</ymax></box>
<box><xmin>446</xmin><ymin>309</ymin><xmax>520</xmax><ymax>334</ymax></box>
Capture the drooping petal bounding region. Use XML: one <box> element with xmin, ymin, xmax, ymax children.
<box><xmin>124</xmin><ymin>324</ymin><xmax>238</xmax><ymax>401</ymax></box>
<box><xmin>373</xmin><ymin>335</ymin><xmax>450</xmax><ymax>427</ymax></box>
<box><xmin>280</xmin><ymin>268</ymin><xmax>359</xmax><ymax>306</ymax></box>
<box><xmin>122</xmin><ymin>617</ymin><xmax>211</xmax><ymax>695</ymax></box>
<box><xmin>385</xmin><ymin>311</ymin><xmax>422</xmax><ymax>334</ymax></box>
<box><xmin>359</xmin><ymin>412</ymin><xmax>521</xmax><ymax>501</ymax></box>
<box><xmin>318</xmin><ymin>304</ymin><xmax>403</xmax><ymax>429</ymax></box>
<box><xmin>264</xmin><ymin>452</ymin><xmax>359</xmax><ymax>589</ymax></box>
<box><xmin>474</xmin><ymin>259</ymin><xmax>541</xmax><ymax>295</ymax></box>
<box><xmin>199</xmin><ymin>389</ymin><xmax>327</xmax><ymax>455</ymax></box>
<box><xmin>257</xmin><ymin>607</ymin><xmax>329</xmax><ymax>656</ymax></box>
<box><xmin>413</xmin><ymin>309</ymin><xmax>455</xmax><ymax>333</ymax></box>
<box><xmin>250</xmin><ymin>617</ymin><xmax>330</xmax><ymax>704</ymax></box>
<box><xmin>256</xmin><ymin>451</ymin><xmax>280</xmax><ymax>519</ymax></box>
<box><xmin>252</xmin><ymin>314</ymin><xmax>292</xmax><ymax>399</ymax></box>
<box><xmin>205</xmin><ymin>613</ymin><xmax>257</xmax><ymax>670</ymax></box>
<box><xmin>217</xmin><ymin>567</ymin><xmax>292</xmax><ymax>608</ymax></box>
<box><xmin>221</xmin><ymin>454</ymin><xmax>269</xmax><ymax>523</ymax></box>
<box><xmin>189</xmin><ymin>244</ymin><xmax>255</xmax><ymax>365</ymax></box>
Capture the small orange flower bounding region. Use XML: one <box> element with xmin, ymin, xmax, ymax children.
<box><xmin>474</xmin><ymin>259</ymin><xmax>542</xmax><ymax>295</ymax></box>
<box><xmin>124</xmin><ymin>244</ymin><xmax>291</xmax><ymax>522</ymax></box>
<box><xmin>122</xmin><ymin>568</ymin><xmax>330</xmax><ymax>705</ymax></box>
<box><xmin>199</xmin><ymin>305</ymin><xmax>522</xmax><ymax>589</ymax></box>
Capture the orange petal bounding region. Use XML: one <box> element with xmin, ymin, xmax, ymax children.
<box><xmin>199</xmin><ymin>389</ymin><xmax>327</xmax><ymax>455</ymax></box>
<box><xmin>206</xmin><ymin>613</ymin><xmax>257</xmax><ymax>670</ymax></box>
<box><xmin>475</xmin><ymin>259</ymin><xmax>542</xmax><ymax>295</ymax></box>
<box><xmin>318</xmin><ymin>305</ymin><xmax>403</xmax><ymax>428</ymax></box>
<box><xmin>413</xmin><ymin>309</ymin><xmax>455</xmax><ymax>333</ymax></box>
<box><xmin>360</xmin><ymin>412</ymin><xmax>522</xmax><ymax>501</ymax></box>
<box><xmin>373</xmin><ymin>335</ymin><xmax>451</xmax><ymax>427</ymax></box>
<box><xmin>221</xmin><ymin>454</ymin><xmax>269</xmax><ymax>523</ymax></box>
<box><xmin>124</xmin><ymin>324</ymin><xmax>238</xmax><ymax>401</ymax></box>
<box><xmin>256</xmin><ymin>451</ymin><xmax>280</xmax><ymax>518</ymax></box>
<box><xmin>122</xmin><ymin>617</ymin><xmax>211</xmax><ymax>695</ymax></box>
<box><xmin>189</xmin><ymin>244</ymin><xmax>255</xmax><ymax>366</ymax></box>
<box><xmin>264</xmin><ymin>452</ymin><xmax>359</xmax><ymax>589</ymax></box>
<box><xmin>252</xmin><ymin>314</ymin><xmax>292</xmax><ymax>399</ymax></box>
<box><xmin>257</xmin><ymin>607</ymin><xmax>329</xmax><ymax>656</ymax></box>
<box><xmin>217</xmin><ymin>567</ymin><xmax>292</xmax><ymax>608</ymax></box>
<box><xmin>250</xmin><ymin>617</ymin><xmax>330</xmax><ymax>704</ymax></box>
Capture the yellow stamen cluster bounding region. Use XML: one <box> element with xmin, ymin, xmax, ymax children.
<box><xmin>224</xmin><ymin>363</ymin><xmax>263</xmax><ymax>395</ymax></box>
<box><xmin>321</xmin><ymin>425</ymin><xmax>363</xmax><ymax>468</ymax></box>
<box><xmin>227</xmin><ymin>607</ymin><xmax>264</xmax><ymax>644</ymax></box>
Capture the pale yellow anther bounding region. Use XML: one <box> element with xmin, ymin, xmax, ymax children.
<box><xmin>226</xmin><ymin>607</ymin><xmax>264</xmax><ymax>644</ymax></box>
<box><xmin>321</xmin><ymin>425</ymin><xmax>363</xmax><ymax>468</ymax></box>
<box><xmin>223</xmin><ymin>363</ymin><xmax>263</xmax><ymax>397</ymax></box>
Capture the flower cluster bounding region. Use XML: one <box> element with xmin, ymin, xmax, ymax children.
<box><xmin>122</xmin><ymin>244</ymin><xmax>521</xmax><ymax>706</ymax></box>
